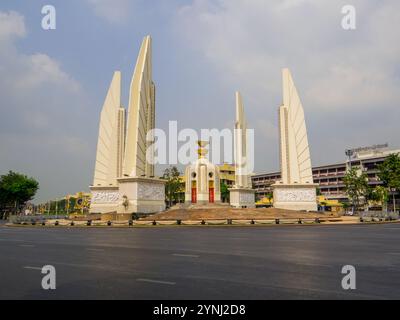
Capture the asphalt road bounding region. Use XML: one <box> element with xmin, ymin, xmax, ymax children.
<box><xmin>0</xmin><ymin>223</ymin><xmax>399</xmax><ymax>299</ymax></box>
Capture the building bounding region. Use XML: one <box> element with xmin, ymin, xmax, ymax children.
<box><xmin>219</xmin><ymin>163</ymin><xmax>235</xmax><ymax>187</ymax></box>
<box><xmin>252</xmin><ymin>147</ymin><xmax>400</xmax><ymax>205</ymax></box>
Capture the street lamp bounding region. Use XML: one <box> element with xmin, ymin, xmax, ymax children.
<box><xmin>345</xmin><ymin>149</ymin><xmax>355</xmax><ymax>214</ymax></box>
<box><xmin>345</xmin><ymin>149</ymin><xmax>354</xmax><ymax>169</ymax></box>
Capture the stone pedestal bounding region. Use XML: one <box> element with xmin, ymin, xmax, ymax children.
<box><xmin>272</xmin><ymin>183</ymin><xmax>318</xmax><ymax>211</ymax></box>
<box><xmin>229</xmin><ymin>188</ymin><xmax>256</xmax><ymax>208</ymax></box>
<box><xmin>89</xmin><ymin>186</ymin><xmax>120</xmax><ymax>214</ymax></box>
<box><xmin>117</xmin><ymin>177</ymin><xmax>166</xmax><ymax>215</ymax></box>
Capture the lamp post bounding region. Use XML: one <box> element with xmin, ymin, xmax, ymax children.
<box><xmin>345</xmin><ymin>149</ymin><xmax>354</xmax><ymax>169</ymax></box>
<box><xmin>391</xmin><ymin>188</ymin><xmax>396</xmax><ymax>213</ymax></box>
<box><xmin>345</xmin><ymin>149</ymin><xmax>355</xmax><ymax>213</ymax></box>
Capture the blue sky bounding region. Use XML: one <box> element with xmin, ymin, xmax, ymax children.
<box><xmin>0</xmin><ymin>0</ymin><xmax>399</xmax><ymax>202</ymax></box>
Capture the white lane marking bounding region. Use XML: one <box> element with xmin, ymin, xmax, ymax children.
<box><xmin>87</xmin><ymin>248</ymin><xmax>105</xmax><ymax>252</ymax></box>
<box><xmin>172</xmin><ymin>253</ymin><xmax>199</xmax><ymax>258</ymax></box>
<box><xmin>294</xmin><ymin>262</ymin><xmax>332</xmax><ymax>268</ymax></box>
<box><xmin>19</xmin><ymin>244</ymin><xmax>35</xmax><ymax>248</ymax></box>
<box><xmin>23</xmin><ymin>266</ymin><xmax>42</xmax><ymax>270</ymax></box>
<box><xmin>387</xmin><ymin>252</ymin><xmax>400</xmax><ymax>255</ymax></box>
<box><xmin>136</xmin><ymin>278</ymin><xmax>176</xmax><ymax>285</ymax></box>
<box><xmin>0</xmin><ymin>239</ymin><xmax>24</xmax><ymax>242</ymax></box>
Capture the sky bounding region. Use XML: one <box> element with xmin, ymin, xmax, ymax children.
<box><xmin>0</xmin><ymin>0</ymin><xmax>399</xmax><ymax>203</ymax></box>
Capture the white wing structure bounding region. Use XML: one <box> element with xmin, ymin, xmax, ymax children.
<box><xmin>123</xmin><ymin>36</ymin><xmax>155</xmax><ymax>178</ymax></box>
<box><xmin>234</xmin><ymin>92</ymin><xmax>251</xmax><ymax>188</ymax></box>
<box><xmin>93</xmin><ymin>71</ymin><xmax>125</xmax><ymax>187</ymax></box>
<box><xmin>279</xmin><ymin>68</ymin><xmax>313</xmax><ymax>184</ymax></box>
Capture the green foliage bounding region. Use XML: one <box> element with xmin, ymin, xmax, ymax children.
<box><xmin>370</xmin><ymin>185</ymin><xmax>389</xmax><ymax>211</ymax></box>
<box><xmin>0</xmin><ymin>171</ymin><xmax>39</xmax><ymax>213</ymax></box>
<box><xmin>162</xmin><ymin>166</ymin><xmax>182</xmax><ymax>206</ymax></box>
<box><xmin>377</xmin><ymin>153</ymin><xmax>400</xmax><ymax>191</ymax></box>
<box><xmin>220</xmin><ymin>182</ymin><xmax>230</xmax><ymax>202</ymax></box>
<box><xmin>370</xmin><ymin>185</ymin><xmax>389</xmax><ymax>203</ymax></box>
<box><xmin>343</xmin><ymin>167</ymin><xmax>369</xmax><ymax>211</ymax></box>
<box><xmin>341</xmin><ymin>202</ymin><xmax>350</xmax><ymax>209</ymax></box>
<box><xmin>377</xmin><ymin>153</ymin><xmax>400</xmax><ymax>211</ymax></box>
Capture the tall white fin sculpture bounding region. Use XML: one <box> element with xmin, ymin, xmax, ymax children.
<box><xmin>272</xmin><ymin>69</ymin><xmax>317</xmax><ymax>211</ymax></box>
<box><xmin>93</xmin><ymin>71</ymin><xmax>125</xmax><ymax>187</ymax></box>
<box><xmin>123</xmin><ymin>35</ymin><xmax>155</xmax><ymax>178</ymax></box>
<box><xmin>229</xmin><ymin>92</ymin><xmax>255</xmax><ymax>208</ymax></box>
<box><xmin>90</xmin><ymin>36</ymin><xmax>165</xmax><ymax>217</ymax></box>
<box><xmin>90</xmin><ymin>71</ymin><xmax>125</xmax><ymax>214</ymax></box>
<box><xmin>117</xmin><ymin>35</ymin><xmax>165</xmax><ymax>215</ymax></box>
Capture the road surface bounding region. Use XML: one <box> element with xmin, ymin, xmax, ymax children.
<box><xmin>0</xmin><ymin>223</ymin><xmax>399</xmax><ymax>299</ymax></box>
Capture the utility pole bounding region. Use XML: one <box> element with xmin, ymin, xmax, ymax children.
<box><xmin>55</xmin><ymin>198</ymin><xmax>58</xmax><ymax>216</ymax></box>
<box><xmin>345</xmin><ymin>149</ymin><xmax>355</xmax><ymax>213</ymax></box>
<box><xmin>392</xmin><ymin>188</ymin><xmax>397</xmax><ymax>213</ymax></box>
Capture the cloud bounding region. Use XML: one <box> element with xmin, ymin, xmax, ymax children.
<box><xmin>86</xmin><ymin>0</ymin><xmax>135</xmax><ymax>24</ymax></box>
<box><xmin>0</xmin><ymin>10</ymin><xmax>25</xmax><ymax>39</ymax></box>
<box><xmin>173</xmin><ymin>0</ymin><xmax>400</xmax><ymax>169</ymax></box>
<box><xmin>174</xmin><ymin>0</ymin><xmax>400</xmax><ymax>112</ymax></box>
<box><xmin>0</xmin><ymin>10</ymin><xmax>95</xmax><ymax>202</ymax></box>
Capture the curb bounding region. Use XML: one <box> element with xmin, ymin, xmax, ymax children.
<box><xmin>5</xmin><ymin>220</ymin><xmax>400</xmax><ymax>229</ymax></box>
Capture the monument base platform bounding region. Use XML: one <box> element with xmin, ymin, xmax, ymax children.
<box><xmin>89</xmin><ymin>186</ymin><xmax>120</xmax><ymax>214</ymax></box>
<box><xmin>229</xmin><ymin>188</ymin><xmax>256</xmax><ymax>208</ymax></box>
<box><xmin>272</xmin><ymin>183</ymin><xmax>318</xmax><ymax>212</ymax></box>
<box><xmin>117</xmin><ymin>177</ymin><xmax>166</xmax><ymax>215</ymax></box>
<box><xmin>90</xmin><ymin>177</ymin><xmax>166</xmax><ymax>215</ymax></box>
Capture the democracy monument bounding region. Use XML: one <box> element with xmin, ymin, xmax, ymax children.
<box><xmin>89</xmin><ymin>35</ymin><xmax>317</xmax><ymax>216</ymax></box>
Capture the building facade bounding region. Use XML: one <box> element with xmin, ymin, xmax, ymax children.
<box><xmin>253</xmin><ymin>148</ymin><xmax>400</xmax><ymax>204</ymax></box>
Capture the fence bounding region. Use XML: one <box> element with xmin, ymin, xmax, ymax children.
<box><xmin>359</xmin><ymin>211</ymin><xmax>399</xmax><ymax>222</ymax></box>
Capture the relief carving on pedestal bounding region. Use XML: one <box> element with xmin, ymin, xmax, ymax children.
<box><xmin>92</xmin><ymin>191</ymin><xmax>120</xmax><ymax>204</ymax></box>
<box><xmin>138</xmin><ymin>183</ymin><xmax>165</xmax><ymax>201</ymax></box>
<box><xmin>275</xmin><ymin>188</ymin><xmax>316</xmax><ymax>202</ymax></box>
<box><xmin>239</xmin><ymin>192</ymin><xmax>255</xmax><ymax>203</ymax></box>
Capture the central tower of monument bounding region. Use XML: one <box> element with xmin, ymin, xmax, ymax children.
<box><xmin>185</xmin><ymin>141</ymin><xmax>221</xmax><ymax>205</ymax></box>
<box><xmin>272</xmin><ymin>69</ymin><xmax>317</xmax><ymax>211</ymax></box>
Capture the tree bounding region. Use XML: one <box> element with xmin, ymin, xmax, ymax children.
<box><xmin>0</xmin><ymin>171</ymin><xmax>39</xmax><ymax>215</ymax></box>
<box><xmin>370</xmin><ymin>185</ymin><xmax>389</xmax><ymax>212</ymax></box>
<box><xmin>220</xmin><ymin>182</ymin><xmax>230</xmax><ymax>203</ymax></box>
<box><xmin>377</xmin><ymin>153</ymin><xmax>400</xmax><ymax>212</ymax></box>
<box><xmin>343</xmin><ymin>167</ymin><xmax>369</xmax><ymax>212</ymax></box>
<box><xmin>162</xmin><ymin>166</ymin><xmax>182</xmax><ymax>207</ymax></box>
<box><xmin>341</xmin><ymin>202</ymin><xmax>350</xmax><ymax>214</ymax></box>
